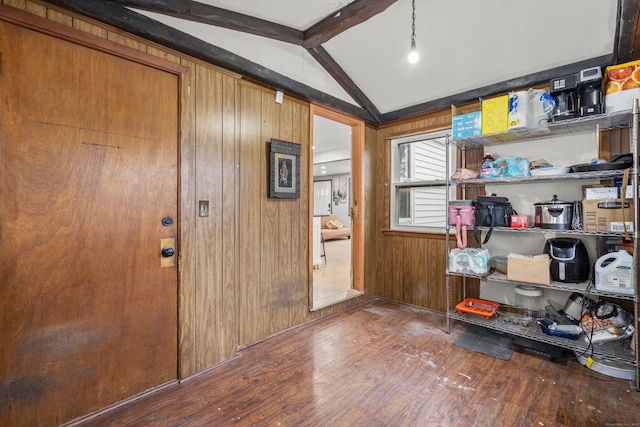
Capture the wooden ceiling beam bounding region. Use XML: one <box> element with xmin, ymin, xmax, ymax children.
<box><xmin>43</xmin><ymin>0</ymin><xmax>376</xmax><ymax>123</ymax></box>
<box><xmin>303</xmin><ymin>0</ymin><xmax>398</xmax><ymax>49</ymax></box>
<box><xmin>615</xmin><ymin>0</ymin><xmax>640</xmax><ymax>63</ymax></box>
<box><xmin>111</xmin><ymin>0</ymin><xmax>303</xmax><ymax>45</ymax></box>
<box><xmin>41</xmin><ymin>0</ymin><xmax>640</xmax><ymax>126</ymax></box>
<box><xmin>109</xmin><ymin>0</ymin><xmax>384</xmax><ymax>120</ymax></box>
<box><xmin>308</xmin><ymin>46</ymin><xmax>381</xmax><ymax>123</ymax></box>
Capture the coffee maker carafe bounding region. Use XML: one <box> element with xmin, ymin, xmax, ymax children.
<box><xmin>578</xmin><ymin>67</ymin><xmax>603</xmax><ymax>116</ymax></box>
<box><xmin>550</xmin><ymin>73</ymin><xmax>578</xmax><ymax>121</ymax></box>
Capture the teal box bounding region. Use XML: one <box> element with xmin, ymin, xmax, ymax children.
<box><xmin>452</xmin><ymin>112</ymin><xmax>482</xmax><ymax>139</ymax></box>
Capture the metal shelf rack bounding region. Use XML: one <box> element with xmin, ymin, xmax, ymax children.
<box><xmin>445</xmin><ymin>105</ymin><xmax>640</xmax><ymax>390</ymax></box>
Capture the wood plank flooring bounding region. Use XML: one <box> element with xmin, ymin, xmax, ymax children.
<box><xmin>313</xmin><ymin>238</ymin><xmax>362</xmax><ymax>310</ymax></box>
<box><xmin>75</xmin><ymin>299</ymin><xmax>640</xmax><ymax>426</ymax></box>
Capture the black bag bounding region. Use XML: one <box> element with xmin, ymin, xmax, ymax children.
<box><xmin>474</xmin><ymin>194</ymin><xmax>514</xmax><ymax>244</ymax></box>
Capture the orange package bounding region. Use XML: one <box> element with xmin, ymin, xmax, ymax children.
<box><xmin>604</xmin><ymin>60</ymin><xmax>640</xmax><ymax>113</ymax></box>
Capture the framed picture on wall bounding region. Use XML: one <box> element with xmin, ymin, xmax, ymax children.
<box><xmin>332</xmin><ymin>176</ymin><xmax>348</xmax><ymax>205</ymax></box>
<box><xmin>269</xmin><ymin>138</ymin><xmax>301</xmax><ymax>199</ymax></box>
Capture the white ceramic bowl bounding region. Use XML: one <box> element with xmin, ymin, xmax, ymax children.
<box><xmin>530</xmin><ymin>167</ymin><xmax>571</xmax><ymax>177</ymax></box>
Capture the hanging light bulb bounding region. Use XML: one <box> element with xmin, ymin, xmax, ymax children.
<box><xmin>408</xmin><ymin>42</ymin><xmax>419</xmax><ymax>64</ymax></box>
<box><xmin>408</xmin><ymin>0</ymin><xmax>419</xmax><ymax>64</ymax></box>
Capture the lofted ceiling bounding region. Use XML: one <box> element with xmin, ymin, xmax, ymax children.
<box><xmin>41</xmin><ymin>0</ymin><xmax>640</xmax><ymax>177</ymax></box>
<box><xmin>44</xmin><ymin>0</ymin><xmax>640</xmax><ymax>126</ymax></box>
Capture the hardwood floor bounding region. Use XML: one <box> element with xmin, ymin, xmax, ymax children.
<box><xmin>75</xmin><ymin>299</ymin><xmax>640</xmax><ymax>426</ymax></box>
<box><xmin>313</xmin><ymin>238</ymin><xmax>362</xmax><ymax>309</ymax></box>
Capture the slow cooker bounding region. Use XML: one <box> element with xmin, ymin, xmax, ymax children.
<box><xmin>534</xmin><ymin>194</ymin><xmax>573</xmax><ymax>230</ymax></box>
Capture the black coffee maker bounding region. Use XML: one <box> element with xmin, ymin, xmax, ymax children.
<box><xmin>578</xmin><ymin>67</ymin><xmax>603</xmax><ymax>116</ymax></box>
<box><xmin>550</xmin><ymin>73</ymin><xmax>579</xmax><ymax>121</ymax></box>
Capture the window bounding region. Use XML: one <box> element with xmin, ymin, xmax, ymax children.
<box><xmin>390</xmin><ymin>129</ymin><xmax>453</xmax><ymax>231</ymax></box>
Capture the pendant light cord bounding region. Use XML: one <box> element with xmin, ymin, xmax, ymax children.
<box><xmin>410</xmin><ymin>0</ymin><xmax>416</xmax><ymax>49</ymax></box>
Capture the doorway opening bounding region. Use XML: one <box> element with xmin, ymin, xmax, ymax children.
<box><xmin>309</xmin><ymin>105</ymin><xmax>364</xmax><ymax>311</ymax></box>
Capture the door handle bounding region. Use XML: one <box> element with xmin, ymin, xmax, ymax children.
<box><xmin>161</xmin><ymin>246</ymin><xmax>175</xmax><ymax>257</ymax></box>
<box><xmin>161</xmin><ymin>238</ymin><xmax>176</xmax><ymax>267</ymax></box>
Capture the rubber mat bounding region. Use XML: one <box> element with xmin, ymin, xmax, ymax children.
<box><xmin>510</xmin><ymin>336</ymin><xmax>565</xmax><ymax>361</ymax></box>
<box><xmin>453</xmin><ymin>325</ymin><xmax>515</xmax><ymax>360</ymax></box>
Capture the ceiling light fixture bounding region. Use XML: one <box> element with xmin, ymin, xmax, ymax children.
<box><xmin>408</xmin><ymin>0</ymin><xmax>419</xmax><ymax>64</ymax></box>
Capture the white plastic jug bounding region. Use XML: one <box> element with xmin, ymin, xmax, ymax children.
<box><xmin>594</xmin><ymin>250</ymin><xmax>634</xmax><ymax>295</ymax></box>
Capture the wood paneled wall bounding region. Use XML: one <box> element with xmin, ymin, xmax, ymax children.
<box><xmin>6</xmin><ymin>0</ymin><xmax>366</xmax><ymax>385</ymax></box>
<box><xmin>366</xmin><ymin>112</ymin><xmax>479</xmax><ymax>312</ymax></box>
<box><xmin>600</xmin><ymin>127</ymin><xmax>631</xmax><ymax>159</ymax></box>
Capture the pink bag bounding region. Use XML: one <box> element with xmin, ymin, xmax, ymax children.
<box><xmin>450</xmin><ymin>168</ymin><xmax>479</xmax><ymax>180</ymax></box>
<box><xmin>449</xmin><ymin>201</ymin><xmax>475</xmax><ymax>249</ymax></box>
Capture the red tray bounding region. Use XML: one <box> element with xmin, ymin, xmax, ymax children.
<box><xmin>456</xmin><ymin>298</ymin><xmax>499</xmax><ymax>319</ymax></box>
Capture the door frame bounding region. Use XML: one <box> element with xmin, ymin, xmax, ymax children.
<box><xmin>309</xmin><ymin>104</ymin><xmax>365</xmax><ymax>305</ymax></box>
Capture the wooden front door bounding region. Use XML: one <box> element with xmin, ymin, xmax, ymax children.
<box><xmin>0</xmin><ymin>16</ymin><xmax>179</xmax><ymax>426</ymax></box>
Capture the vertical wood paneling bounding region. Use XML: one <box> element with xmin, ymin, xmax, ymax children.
<box><xmin>25</xmin><ymin>0</ymin><xmax>44</xmax><ymax>17</ymax></box>
<box><xmin>220</xmin><ymin>74</ymin><xmax>238</xmax><ymax>360</ymax></box>
<box><xmin>368</xmin><ymin>109</ymin><xmax>479</xmax><ymax>312</ymax></box>
<box><xmin>178</xmin><ymin>59</ymin><xmax>197</xmax><ymax>378</ymax></box>
<box><xmin>383</xmin><ymin>236</ymin><xmax>405</xmax><ymax>301</ymax></box>
<box><xmin>403</xmin><ymin>238</ymin><xmax>428</xmax><ymax>306</ymax></box>
<box><xmin>427</xmin><ymin>238</ymin><xmax>446</xmax><ymax>311</ymax></box>
<box><xmin>45</xmin><ymin>7</ymin><xmax>71</xmax><ymax>26</ymax></box>
<box><xmin>73</xmin><ymin>18</ymin><xmax>107</xmax><ymax>38</ymax></box>
<box><xmin>371</xmin><ymin>126</ymin><xmax>388</xmax><ymax>299</ymax></box>
<box><xmin>147</xmin><ymin>45</ymin><xmax>181</xmax><ymax>64</ymax></box>
<box><xmin>363</xmin><ymin>126</ymin><xmax>377</xmax><ymax>294</ymax></box>
<box><xmin>238</xmin><ymin>84</ymin><xmax>264</xmax><ymax>345</ymax></box>
<box><xmin>600</xmin><ymin>128</ymin><xmax>630</xmax><ymax>159</ymax></box>
<box><xmin>3</xmin><ymin>0</ymin><xmax>25</xmax><ymax>10</ymax></box>
<box><xmin>107</xmin><ymin>31</ymin><xmax>146</xmax><ymax>53</ymax></box>
<box><xmin>261</xmin><ymin>91</ymin><xmax>281</xmax><ymax>336</ymax></box>
<box><xmin>195</xmin><ymin>65</ymin><xmax>225</xmax><ymax>369</ymax></box>
<box><xmin>277</xmin><ymin>101</ymin><xmax>297</xmax><ymax>325</ymax></box>
<box><xmin>294</xmin><ymin>103</ymin><xmax>310</xmax><ymax>325</ymax></box>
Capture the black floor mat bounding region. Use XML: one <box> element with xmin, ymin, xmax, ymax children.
<box><xmin>454</xmin><ymin>325</ymin><xmax>515</xmax><ymax>360</ymax></box>
<box><xmin>510</xmin><ymin>336</ymin><xmax>565</xmax><ymax>361</ymax></box>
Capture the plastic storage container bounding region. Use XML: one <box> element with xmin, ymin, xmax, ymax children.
<box><xmin>595</xmin><ymin>250</ymin><xmax>634</xmax><ymax>295</ymax></box>
<box><xmin>514</xmin><ymin>284</ymin><xmax>543</xmax><ymax>321</ymax></box>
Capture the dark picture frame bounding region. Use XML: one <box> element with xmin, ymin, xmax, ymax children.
<box><xmin>269</xmin><ymin>138</ymin><xmax>301</xmax><ymax>199</ymax></box>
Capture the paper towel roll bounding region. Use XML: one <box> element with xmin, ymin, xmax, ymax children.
<box><xmin>508</xmin><ymin>91</ymin><xmax>530</xmax><ymax>130</ymax></box>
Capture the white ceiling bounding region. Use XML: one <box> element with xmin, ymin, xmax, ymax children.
<box><xmin>312</xmin><ymin>115</ymin><xmax>352</xmax><ymax>177</ymax></box>
<box><xmin>128</xmin><ymin>0</ymin><xmax>618</xmax><ymax>177</ymax></box>
<box><xmin>134</xmin><ymin>0</ymin><xmax>617</xmax><ymax>115</ymax></box>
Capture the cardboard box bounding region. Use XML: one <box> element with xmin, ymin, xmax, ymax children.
<box><xmin>582</xmin><ymin>184</ymin><xmax>619</xmax><ymax>200</ymax></box>
<box><xmin>583</xmin><ymin>198</ymin><xmax>634</xmax><ymax>231</ymax></box>
<box><xmin>452</xmin><ymin>111</ymin><xmax>482</xmax><ymax>139</ymax></box>
<box><xmin>507</xmin><ymin>253</ymin><xmax>551</xmax><ymax>285</ymax></box>
<box><xmin>605</xmin><ymin>89</ymin><xmax>640</xmax><ymax>113</ymax></box>
<box><xmin>604</xmin><ymin>60</ymin><xmax>640</xmax><ymax>113</ymax></box>
<box><xmin>609</xmin><ymin>222</ymin><xmax>634</xmax><ymax>233</ymax></box>
<box><xmin>481</xmin><ymin>95</ymin><xmax>509</xmax><ymax>135</ymax></box>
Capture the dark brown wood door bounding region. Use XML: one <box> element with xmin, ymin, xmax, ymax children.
<box><xmin>0</xmin><ymin>19</ymin><xmax>178</xmax><ymax>426</ymax></box>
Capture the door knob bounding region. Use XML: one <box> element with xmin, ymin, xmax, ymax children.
<box><xmin>161</xmin><ymin>246</ymin><xmax>175</xmax><ymax>257</ymax></box>
<box><xmin>160</xmin><ymin>238</ymin><xmax>176</xmax><ymax>267</ymax></box>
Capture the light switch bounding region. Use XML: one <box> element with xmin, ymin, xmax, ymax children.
<box><xmin>199</xmin><ymin>200</ymin><xmax>209</xmax><ymax>217</ymax></box>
